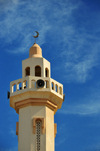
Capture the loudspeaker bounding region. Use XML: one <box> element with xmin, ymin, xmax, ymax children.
<box><xmin>37</xmin><ymin>79</ymin><xmax>45</xmax><ymax>88</ymax></box>
<box><xmin>7</xmin><ymin>91</ymin><xmax>10</xmax><ymax>99</ymax></box>
<box><xmin>63</xmin><ymin>94</ymin><xmax>65</xmax><ymax>101</ymax></box>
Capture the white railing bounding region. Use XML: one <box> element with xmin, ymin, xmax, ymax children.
<box><xmin>10</xmin><ymin>76</ymin><xmax>63</xmax><ymax>97</ymax></box>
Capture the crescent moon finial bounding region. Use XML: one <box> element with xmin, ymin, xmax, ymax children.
<box><xmin>33</xmin><ymin>31</ymin><xmax>39</xmax><ymax>43</ymax></box>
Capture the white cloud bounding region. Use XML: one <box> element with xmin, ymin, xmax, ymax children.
<box><xmin>64</xmin><ymin>50</ymin><xmax>99</xmax><ymax>83</ymax></box>
<box><xmin>59</xmin><ymin>102</ymin><xmax>100</xmax><ymax>116</ymax></box>
<box><xmin>59</xmin><ymin>84</ymin><xmax>100</xmax><ymax>115</ymax></box>
<box><xmin>0</xmin><ymin>0</ymin><xmax>79</xmax><ymax>53</ymax></box>
<box><xmin>0</xmin><ymin>0</ymin><xmax>51</xmax><ymax>53</ymax></box>
<box><xmin>0</xmin><ymin>0</ymin><xmax>100</xmax><ymax>83</ymax></box>
<box><xmin>54</xmin><ymin>29</ymin><xmax>100</xmax><ymax>83</ymax></box>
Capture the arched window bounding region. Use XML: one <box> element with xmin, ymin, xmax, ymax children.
<box><xmin>35</xmin><ymin>66</ymin><xmax>41</xmax><ymax>77</ymax></box>
<box><xmin>25</xmin><ymin>67</ymin><xmax>30</xmax><ymax>76</ymax></box>
<box><xmin>45</xmin><ymin>68</ymin><xmax>49</xmax><ymax>77</ymax></box>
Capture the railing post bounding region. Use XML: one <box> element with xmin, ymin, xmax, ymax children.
<box><xmin>16</xmin><ymin>83</ymin><xmax>19</xmax><ymax>91</ymax></box>
<box><xmin>28</xmin><ymin>77</ymin><xmax>31</xmax><ymax>88</ymax></box>
<box><xmin>11</xmin><ymin>85</ymin><xmax>14</xmax><ymax>93</ymax></box>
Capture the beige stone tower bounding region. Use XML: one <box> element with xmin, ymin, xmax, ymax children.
<box><xmin>9</xmin><ymin>43</ymin><xmax>64</xmax><ymax>151</ymax></box>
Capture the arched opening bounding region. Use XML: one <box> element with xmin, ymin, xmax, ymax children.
<box><xmin>45</xmin><ymin>68</ymin><xmax>49</xmax><ymax>77</ymax></box>
<box><xmin>25</xmin><ymin>67</ymin><xmax>30</xmax><ymax>76</ymax></box>
<box><xmin>35</xmin><ymin>66</ymin><xmax>41</xmax><ymax>77</ymax></box>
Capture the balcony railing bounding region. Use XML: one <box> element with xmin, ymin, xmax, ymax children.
<box><xmin>10</xmin><ymin>76</ymin><xmax>63</xmax><ymax>97</ymax></box>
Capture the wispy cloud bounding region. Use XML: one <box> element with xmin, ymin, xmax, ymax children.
<box><xmin>0</xmin><ymin>0</ymin><xmax>79</xmax><ymax>53</ymax></box>
<box><xmin>59</xmin><ymin>84</ymin><xmax>100</xmax><ymax>115</ymax></box>
<box><xmin>54</xmin><ymin>21</ymin><xmax>100</xmax><ymax>82</ymax></box>
<box><xmin>0</xmin><ymin>0</ymin><xmax>51</xmax><ymax>53</ymax></box>
<box><xmin>60</xmin><ymin>43</ymin><xmax>100</xmax><ymax>83</ymax></box>
<box><xmin>59</xmin><ymin>102</ymin><xmax>100</xmax><ymax>116</ymax></box>
<box><xmin>0</xmin><ymin>0</ymin><xmax>100</xmax><ymax>83</ymax></box>
<box><xmin>54</xmin><ymin>27</ymin><xmax>100</xmax><ymax>83</ymax></box>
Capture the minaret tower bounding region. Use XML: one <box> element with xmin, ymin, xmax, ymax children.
<box><xmin>9</xmin><ymin>42</ymin><xmax>64</xmax><ymax>151</ymax></box>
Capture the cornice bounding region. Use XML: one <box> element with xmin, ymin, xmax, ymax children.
<box><xmin>15</xmin><ymin>98</ymin><xmax>57</xmax><ymax>114</ymax></box>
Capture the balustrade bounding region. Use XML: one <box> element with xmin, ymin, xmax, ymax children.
<box><xmin>10</xmin><ymin>76</ymin><xmax>63</xmax><ymax>96</ymax></box>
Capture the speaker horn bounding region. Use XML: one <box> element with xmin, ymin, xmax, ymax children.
<box><xmin>63</xmin><ymin>94</ymin><xmax>65</xmax><ymax>101</ymax></box>
<box><xmin>7</xmin><ymin>91</ymin><xmax>10</xmax><ymax>99</ymax></box>
<box><xmin>37</xmin><ymin>79</ymin><xmax>45</xmax><ymax>88</ymax></box>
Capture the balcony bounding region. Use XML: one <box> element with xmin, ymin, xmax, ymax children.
<box><xmin>10</xmin><ymin>76</ymin><xmax>63</xmax><ymax>99</ymax></box>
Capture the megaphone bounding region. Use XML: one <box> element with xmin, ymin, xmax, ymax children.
<box><xmin>37</xmin><ymin>79</ymin><xmax>45</xmax><ymax>88</ymax></box>
<box><xmin>7</xmin><ymin>91</ymin><xmax>10</xmax><ymax>99</ymax></box>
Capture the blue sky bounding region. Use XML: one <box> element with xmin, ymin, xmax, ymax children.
<box><xmin>0</xmin><ymin>0</ymin><xmax>100</xmax><ymax>150</ymax></box>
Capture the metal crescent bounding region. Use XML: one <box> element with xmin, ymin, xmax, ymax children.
<box><xmin>33</xmin><ymin>31</ymin><xmax>39</xmax><ymax>38</ymax></box>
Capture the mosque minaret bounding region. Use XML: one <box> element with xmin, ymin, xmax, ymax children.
<box><xmin>9</xmin><ymin>37</ymin><xmax>64</xmax><ymax>151</ymax></box>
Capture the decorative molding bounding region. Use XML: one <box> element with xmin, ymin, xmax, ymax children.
<box><xmin>54</xmin><ymin>123</ymin><xmax>57</xmax><ymax>138</ymax></box>
<box><xmin>15</xmin><ymin>98</ymin><xmax>57</xmax><ymax>114</ymax></box>
<box><xmin>33</xmin><ymin>118</ymin><xmax>45</xmax><ymax>134</ymax></box>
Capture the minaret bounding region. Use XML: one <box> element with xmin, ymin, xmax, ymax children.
<box><xmin>9</xmin><ymin>42</ymin><xmax>64</xmax><ymax>151</ymax></box>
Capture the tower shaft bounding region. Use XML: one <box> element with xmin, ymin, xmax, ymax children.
<box><xmin>18</xmin><ymin>105</ymin><xmax>54</xmax><ymax>151</ymax></box>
